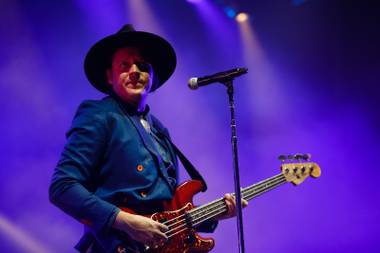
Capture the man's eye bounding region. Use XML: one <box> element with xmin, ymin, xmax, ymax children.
<box><xmin>119</xmin><ymin>61</ymin><xmax>152</xmax><ymax>72</ymax></box>
<box><xmin>120</xmin><ymin>62</ymin><xmax>130</xmax><ymax>68</ymax></box>
<box><xmin>136</xmin><ymin>62</ymin><xmax>152</xmax><ymax>72</ymax></box>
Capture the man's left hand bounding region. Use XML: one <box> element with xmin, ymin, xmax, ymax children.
<box><xmin>214</xmin><ymin>194</ymin><xmax>248</xmax><ymax>221</ymax></box>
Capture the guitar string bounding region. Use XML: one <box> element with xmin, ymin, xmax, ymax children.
<box><xmin>161</xmin><ymin>174</ymin><xmax>283</xmax><ymax>228</ymax></box>
<box><xmin>191</xmin><ymin>177</ymin><xmax>287</xmax><ymax>227</ymax></box>
<box><xmin>192</xmin><ymin>174</ymin><xmax>284</xmax><ymax>214</ymax></box>
<box><xmin>164</xmin><ymin>175</ymin><xmax>287</xmax><ymax>238</ymax></box>
<box><xmin>188</xmin><ymin>175</ymin><xmax>286</xmax><ymax>225</ymax></box>
<box><xmin>184</xmin><ymin>166</ymin><xmax>312</xmax><ymax>227</ymax></box>
<box><xmin>181</xmin><ymin>176</ymin><xmax>286</xmax><ymax>228</ymax></box>
<box><xmin>162</xmin><ymin>174</ymin><xmax>284</xmax><ymax>233</ymax></box>
<box><xmin>166</xmin><ymin>177</ymin><xmax>287</xmax><ymax>239</ymax></box>
<box><xmin>133</xmin><ymin>176</ymin><xmax>286</xmax><ymax>252</ymax></box>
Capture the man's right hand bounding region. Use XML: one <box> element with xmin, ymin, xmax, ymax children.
<box><xmin>113</xmin><ymin>210</ymin><xmax>168</xmax><ymax>248</ymax></box>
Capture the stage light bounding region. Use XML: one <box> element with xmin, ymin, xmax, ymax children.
<box><xmin>187</xmin><ymin>0</ymin><xmax>202</xmax><ymax>3</ymax></box>
<box><xmin>0</xmin><ymin>213</ymin><xmax>51</xmax><ymax>252</ymax></box>
<box><xmin>224</xmin><ymin>6</ymin><xmax>237</xmax><ymax>19</ymax></box>
<box><xmin>236</xmin><ymin>12</ymin><xmax>249</xmax><ymax>23</ymax></box>
<box><xmin>126</xmin><ymin>0</ymin><xmax>164</xmax><ymax>35</ymax></box>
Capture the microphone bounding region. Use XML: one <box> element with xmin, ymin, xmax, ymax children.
<box><xmin>188</xmin><ymin>67</ymin><xmax>248</xmax><ymax>90</ymax></box>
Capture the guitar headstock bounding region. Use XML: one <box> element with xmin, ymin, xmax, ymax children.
<box><xmin>279</xmin><ymin>153</ymin><xmax>321</xmax><ymax>185</ymax></box>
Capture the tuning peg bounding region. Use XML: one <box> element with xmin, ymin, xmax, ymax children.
<box><xmin>278</xmin><ymin>155</ymin><xmax>287</xmax><ymax>162</ymax></box>
<box><xmin>302</xmin><ymin>153</ymin><xmax>311</xmax><ymax>161</ymax></box>
<box><xmin>294</xmin><ymin>153</ymin><xmax>304</xmax><ymax>161</ymax></box>
<box><xmin>287</xmin><ymin>154</ymin><xmax>295</xmax><ymax>161</ymax></box>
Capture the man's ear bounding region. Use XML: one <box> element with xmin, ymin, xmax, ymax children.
<box><xmin>106</xmin><ymin>69</ymin><xmax>113</xmax><ymax>86</ymax></box>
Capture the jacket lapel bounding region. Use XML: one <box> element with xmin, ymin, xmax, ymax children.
<box><xmin>128</xmin><ymin>114</ymin><xmax>161</xmax><ymax>160</ymax></box>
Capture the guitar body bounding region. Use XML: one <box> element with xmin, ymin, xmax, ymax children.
<box><xmin>121</xmin><ymin>180</ymin><xmax>215</xmax><ymax>253</ymax></box>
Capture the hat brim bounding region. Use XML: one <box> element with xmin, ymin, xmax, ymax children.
<box><xmin>84</xmin><ymin>31</ymin><xmax>176</xmax><ymax>93</ymax></box>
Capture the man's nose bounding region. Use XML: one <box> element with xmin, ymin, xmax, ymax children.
<box><xmin>129</xmin><ymin>64</ymin><xmax>140</xmax><ymax>82</ymax></box>
<box><xmin>129</xmin><ymin>63</ymin><xmax>141</xmax><ymax>72</ymax></box>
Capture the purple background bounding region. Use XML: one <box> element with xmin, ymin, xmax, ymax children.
<box><xmin>1</xmin><ymin>0</ymin><xmax>379</xmax><ymax>252</ymax></box>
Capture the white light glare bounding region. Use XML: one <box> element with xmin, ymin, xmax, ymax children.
<box><xmin>236</xmin><ymin>12</ymin><xmax>249</xmax><ymax>22</ymax></box>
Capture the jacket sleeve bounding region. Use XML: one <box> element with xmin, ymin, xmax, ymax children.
<box><xmin>49</xmin><ymin>101</ymin><xmax>120</xmax><ymax>239</ymax></box>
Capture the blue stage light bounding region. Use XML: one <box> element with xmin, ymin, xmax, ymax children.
<box><xmin>224</xmin><ymin>6</ymin><xmax>237</xmax><ymax>18</ymax></box>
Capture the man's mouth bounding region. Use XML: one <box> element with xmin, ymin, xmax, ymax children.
<box><xmin>125</xmin><ymin>81</ymin><xmax>143</xmax><ymax>88</ymax></box>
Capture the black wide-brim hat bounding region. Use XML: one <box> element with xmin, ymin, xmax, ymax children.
<box><xmin>84</xmin><ymin>24</ymin><xmax>177</xmax><ymax>93</ymax></box>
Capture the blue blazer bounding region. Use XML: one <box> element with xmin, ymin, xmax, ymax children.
<box><xmin>49</xmin><ymin>95</ymin><xmax>180</xmax><ymax>251</ymax></box>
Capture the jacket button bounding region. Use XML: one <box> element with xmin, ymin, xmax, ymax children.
<box><xmin>137</xmin><ymin>165</ymin><xmax>144</xmax><ymax>172</ymax></box>
<box><xmin>140</xmin><ymin>191</ymin><xmax>147</xmax><ymax>198</ymax></box>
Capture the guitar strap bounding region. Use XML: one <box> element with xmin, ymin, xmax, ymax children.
<box><xmin>165</xmin><ymin>136</ymin><xmax>208</xmax><ymax>192</ymax></box>
<box><xmin>150</xmin><ymin>118</ymin><xmax>208</xmax><ymax>192</ymax></box>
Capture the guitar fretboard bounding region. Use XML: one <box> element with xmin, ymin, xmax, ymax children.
<box><xmin>187</xmin><ymin>173</ymin><xmax>287</xmax><ymax>227</ymax></box>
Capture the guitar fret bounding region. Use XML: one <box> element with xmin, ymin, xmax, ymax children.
<box><xmin>243</xmin><ymin>174</ymin><xmax>286</xmax><ymax>201</ymax></box>
<box><xmin>188</xmin><ymin>174</ymin><xmax>287</xmax><ymax>227</ymax></box>
<box><xmin>189</xmin><ymin>198</ymin><xmax>225</xmax><ymax>222</ymax></box>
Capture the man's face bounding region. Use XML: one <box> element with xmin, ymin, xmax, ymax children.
<box><xmin>106</xmin><ymin>47</ymin><xmax>153</xmax><ymax>106</ymax></box>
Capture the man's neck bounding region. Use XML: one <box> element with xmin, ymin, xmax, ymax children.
<box><xmin>126</xmin><ymin>101</ymin><xmax>146</xmax><ymax>113</ymax></box>
<box><xmin>136</xmin><ymin>100</ymin><xmax>147</xmax><ymax>113</ymax></box>
<box><xmin>114</xmin><ymin>97</ymin><xmax>149</xmax><ymax>116</ymax></box>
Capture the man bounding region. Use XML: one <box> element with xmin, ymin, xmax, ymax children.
<box><xmin>49</xmin><ymin>24</ymin><xmax>246</xmax><ymax>253</ymax></box>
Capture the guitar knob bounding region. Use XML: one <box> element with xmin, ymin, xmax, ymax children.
<box><xmin>294</xmin><ymin>153</ymin><xmax>303</xmax><ymax>161</ymax></box>
<box><xmin>278</xmin><ymin>155</ymin><xmax>286</xmax><ymax>162</ymax></box>
<box><xmin>287</xmin><ymin>154</ymin><xmax>295</xmax><ymax>161</ymax></box>
<box><xmin>302</xmin><ymin>153</ymin><xmax>311</xmax><ymax>161</ymax></box>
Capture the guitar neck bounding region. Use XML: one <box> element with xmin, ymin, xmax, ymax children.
<box><xmin>187</xmin><ymin>173</ymin><xmax>287</xmax><ymax>227</ymax></box>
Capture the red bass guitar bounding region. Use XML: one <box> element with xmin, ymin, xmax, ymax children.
<box><xmin>121</xmin><ymin>159</ymin><xmax>321</xmax><ymax>253</ymax></box>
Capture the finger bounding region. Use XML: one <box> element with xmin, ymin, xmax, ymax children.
<box><xmin>224</xmin><ymin>194</ymin><xmax>235</xmax><ymax>205</ymax></box>
<box><xmin>234</xmin><ymin>198</ymin><xmax>247</xmax><ymax>207</ymax></box>
<box><xmin>226</xmin><ymin>194</ymin><xmax>240</xmax><ymax>208</ymax></box>
<box><xmin>155</xmin><ymin>231</ymin><xmax>168</xmax><ymax>241</ymax></box>
<box><xmin>228</xmin><ymin>196</ymin><xmax>237</xmax><ymax>208</ymax></box>
<box><xmin>227</xmin><ymin>194</ymin><xmax>247</xmax><ymax>208</ymax></box>
<box><xmin>224</xmin><ymin>193</ymin><xmax>233</xmax><ymax>201</ymax></box>
<box><xmin>226</xmin><ymin>200</ymin><xmax>234</xmax><ymax>215</ymax></box>
<box><xmin>156</xmin><ymin>222</ymin><xmax>169</xmax><ymax>233</ymax></box>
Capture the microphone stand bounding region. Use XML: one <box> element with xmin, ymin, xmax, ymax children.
<box><xmin>222</xmin><ymin>79</ymin><xmax>245</xmax><ymax>253</ymax></box>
